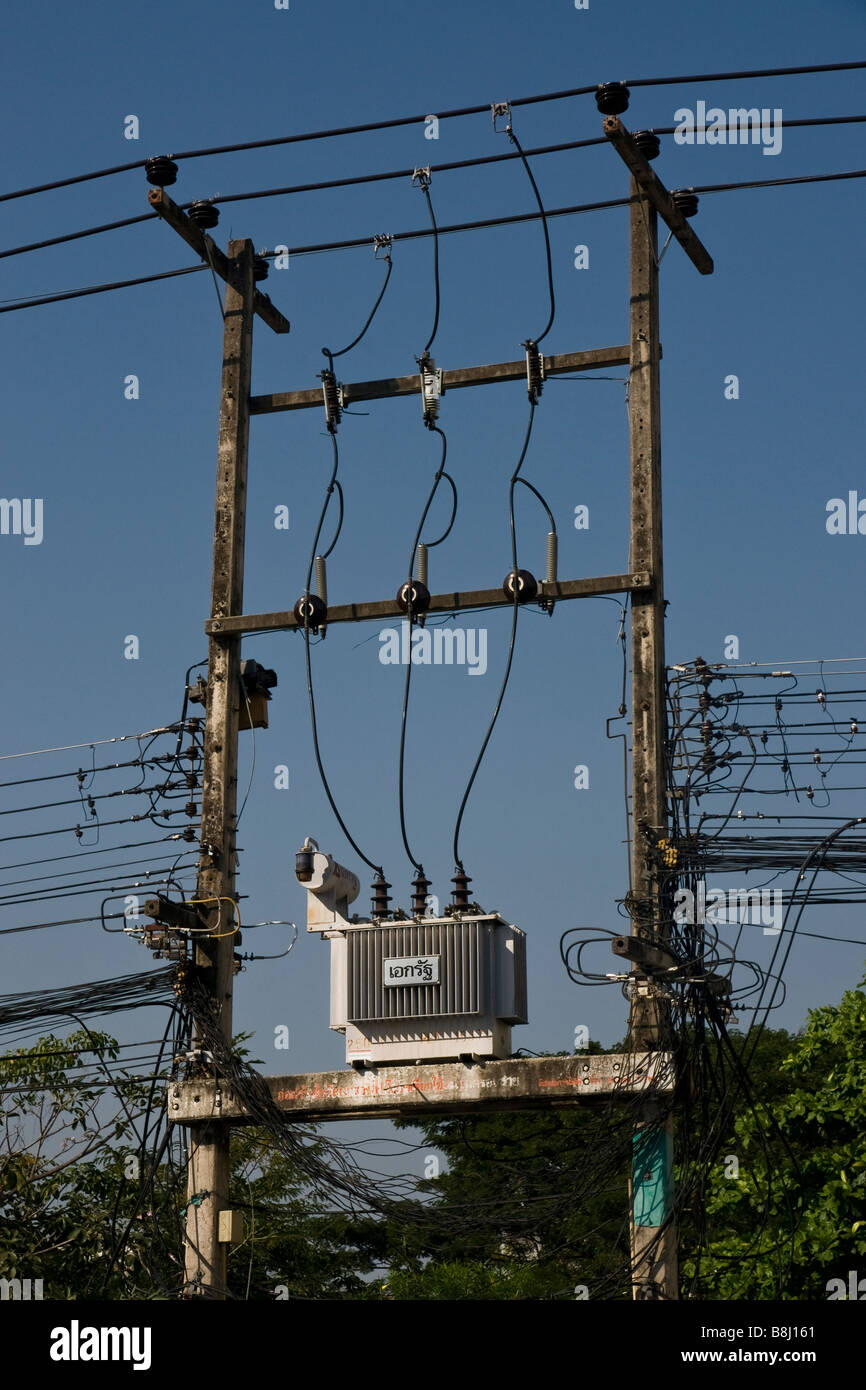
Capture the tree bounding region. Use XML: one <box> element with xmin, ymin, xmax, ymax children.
<box><xmin>684</xmin><ymin>979</ymin><xmax>866</xmax><ymax>1299</ymax></box>
<box><xmin>0</xmin><ymin>1031</ymin><xmax>386</xmax><ymax>1300</ymax></box>
<box><xmin>0</xmin><ymin>1029</ymin><xmax>182</xmax><ymax>1298</ymax></box>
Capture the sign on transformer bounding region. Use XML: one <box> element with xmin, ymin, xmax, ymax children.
<box><xmin>295</xmin><ymin>839</ymin><xmax>528</xmax><ymax>1069</ymax></box>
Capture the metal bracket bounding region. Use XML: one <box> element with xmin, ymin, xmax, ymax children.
<box><xmin>491</xmin><ymin>101</ymin><xmax>512</xmax><ymax>133</ymax></box>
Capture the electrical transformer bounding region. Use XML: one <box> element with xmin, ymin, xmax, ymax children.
<box><xmin>296</xmin><ymin>841</ymin><xmax>528</xmax><ymax>1067</ymax></box>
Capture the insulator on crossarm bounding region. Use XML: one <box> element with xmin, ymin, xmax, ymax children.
<box><xmin>546</xmin><ymin>531</ymin><xmax>558</xmax><ymax>585</ymax></box>
<box><xmin>502</xmin><ymin>568</ymin><xmax>538</xmax><ymax>604</ymax></box>
<box><xmin>314</xmin><ymin>555</ymin><xmax>328</xmax><ymax>606</ymax></box>
<box><xmin>524</xmin><ymin>340</ymin><xmax>544</xmax><ymax>402</ymax></box>
<box><xmin>145</xmin><ymin>156</ymin><xmax>178</xmax><ymax>188</ymax></box>
<box><xmin>188</xmin><ymin>201</ymin><xmax>220</xmax><ymax>230</ymax></box>
<box><xmin>320</xmin><ymin>370</ymin><xmax>342</xmax><ymax>432</ymax></box>
<box><xmin>542</xmin><ymin>530</ymin><xmax>558</xmax><ymax>615</ymax></box>
<box><xmin>595</xmin><ymin>82</ymin><xmax>630</xmax><ymax>116</ymax></box>
<box><xmin>293</xmin><ymin>592</ymin><xmax>327</xmax><ymax>634</ymax></box>
<box><xmin>396</xmin><ymin>578</ymin><xmax>431</xmax><ymax>616</ymax></box>
<box><xmin>416</xmin><ymin>542</ymin><xmax>428</xmax><ymax>588</ymax></box>
<box><xmin>314</xmin><ymin>555</ymin><xmax>328</xmax><ymax>638</ymax></box>
<box><xmin>417</xmin><ymin>353</ymin><xmax>442</xmax><ymax>426</ymax></box>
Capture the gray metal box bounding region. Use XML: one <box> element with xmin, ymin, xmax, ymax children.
<box><xmin>325</xmin><ymin>914</ymin><xmax>527</xmax><ymax>1066</ymax></box>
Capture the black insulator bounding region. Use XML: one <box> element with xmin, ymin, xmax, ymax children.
<box><xmin>671</xmin><ymin>189</ymin><xmax>699</xmax><ymax>218</ymax></box>
<box><xmin>182</xmin><ymin>826</ymin><xmax>196</xmax><ymax>842</ymax></box>
<box><xmin>595</xmin><ymin>83</ymin><xmax>630</xmax><ymax>115</ymax></box>
<box><xmin>320</xmin><ymin>370</ymin><xmax>341</xmax><ymax>431</ymax></box>
<box><xmin>188</xmin><ymin>200</ymin><xmax>220</xmax><ymax>230</ymax></box>
<box><xmin>524</xmin><ymin>340</ymin><xmax>544</xmax><ymax>402</ymax></box>
<box><xmin>503</xmin><ymin>568</ymin><xmax>538</xmax><ymax>603</ymax></box>
<box><xmin>296</xmin><ymin>847</ymin><xmax>315</xmax><ymax>882</ymax></box>
<box><xmin>411</xmin><ymin>871</ymin><xmax>431</xmax><ymax>916</ymax></box>
<box><xmin>396</xmin><ymin>579</ymin><xmax>431</xmax><ymax>615</ymax></box>
<box><xmin>371</xmin><ymin>873</ymin><xmax>392</xmax><ymax>918</ymax></box>
<box><xmin>253</xmin><ymin>256</ymin><xmax>269</xmax><ymax>282</ymax></box>
<box><xmin>185</xmin><ymin>801</ymin><xmax>197</xmax><ymax>818</ymax></box>
<box><xmin>451</xmin><ymin>869</ymin><xmax>472</xmax><ymax>910</ymax></box>
<box><xmin>145</xmin><ymin>155</ymin><xmax>178</xmax><ymax>188</ymax></box>
<box><xmin>293</xmin><ymin>592</ymin><xmax>327</xmax><ymax>632</ymax></box>
<box><xmin>632</xmin><ymin>129</ymin><xmax>661</xmax><ymax>161</ymax></box>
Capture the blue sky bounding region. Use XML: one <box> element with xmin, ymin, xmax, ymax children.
<box><xmin>2</xmin><ymin>0</ymin><xmax>865</xmax><ymax>1082</ymax></box>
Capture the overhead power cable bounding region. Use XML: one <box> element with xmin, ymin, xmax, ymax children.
<box><xmin>4</xmin><ymin>115</ymin><xmax>865</xmax><ymax>267</ymax></box>
<box><xmin>5</xmin><ymin>167</ymin><xmax>864</xmax><ymax>318</ymax></box>
<box><xmin>2</xmin><ymin>60</ymin><xmax>863</xmax><ymax>204</ymax></box>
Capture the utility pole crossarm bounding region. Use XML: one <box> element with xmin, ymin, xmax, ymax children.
<box><xmin>603</xmin><ymin>117</ymin><xmax>714</xmax><ymax>276</ymax></box>
<box><xmin>249</xmin><ymin>344</ymin><xmax>632</xmax><ymax>415</ymax></box>
<box><xmin>205</xmin><ymin>572</ymin><xmax>652</xmax><ymax>638</ymax></box>
<box><xmin>147</xmin><ymin>189</ymin><xmax>290</xmax><ymax>334</ymax></box>
<box><xmin>169</xmin><ymin>1053</ymin><xmax>678</xmax><ymax>1125</ymax></box>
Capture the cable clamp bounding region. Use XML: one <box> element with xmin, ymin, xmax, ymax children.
<box><xmin>491</xmin><ymin>101</ymin><xmax>512</xmax><ymax>133</ymax></box>
<box><xmin>411</xmin><ymin>166</ymin><xmax>432</xmax><ymax>189</ymax></box>
<box><xmin>373</xmin><ymin>233</ymin><xmax>393</xmax><ymax>259</ymax></box>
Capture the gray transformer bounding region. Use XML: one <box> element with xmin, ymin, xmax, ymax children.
<box><xmin>297</xmin><ymin>844</ymin><xmax>528</xmax><ymax>1066</ymax></box>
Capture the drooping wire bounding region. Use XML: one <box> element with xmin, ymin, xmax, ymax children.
<box><xmin>504</xmin><ymin>121</ymin><xmax>555</xmax><ymax>346</ymax></box>
<box><xmin>415</xmin><ymin>173</ymin><xmax>440</xmax><ymax>355</ymax></box>
<box><xmin>453</xmin><ymin>401</ymin><xmax>537</xmax><ymax>870</ymax></box>
<box><xmin>397</xmin><ymin>426</ymin><xmax>452</xmax><ymax>875</ymax></box>
<box><xmin>300</xmin><ymin>432</ymin><xmax>383</xmax><ymax>877</ymax></box>
<box><xmin>321</xmin><ymin>238</ymin><xmax>393</xmax><ymax>376</ymax></box>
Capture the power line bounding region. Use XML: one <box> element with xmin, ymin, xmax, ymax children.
<box><xmin>5</xmin><ymin>166</ymin><xmax>863</xmax><ymax>318</ymax></box>
<box><xmin>5</xmin><ymin>114</ymin><xmax>863</xmax><ymax>267</ymax></box>
<box><xmin>3</xmin><ymin>60</ymin><xmax>863</xmax><ymax>205</ymax></box>
<box><xmin>0</xmin><ymin>264</ymin><xmax>205</xmax><ymax>315</ymax></box>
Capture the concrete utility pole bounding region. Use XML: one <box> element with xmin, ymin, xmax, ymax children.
<box><xmin>601</xmin><ymin>114</ymin><xmax>712</xmax><ymax>1301</ymax></box>
<box><xmin>182</xmin><ymin>240</ymin><xmax>255</xmax><ymax>1297</ymax></box>
<box><xmin>147</xmin><ymin>186</ymin><xmax>288</xmax><ymax>1297</ymax></box>
<box><xmin>625</xmin><ymin>183</ymin><xmax>678</xmax><ymax>1300</ymax></box>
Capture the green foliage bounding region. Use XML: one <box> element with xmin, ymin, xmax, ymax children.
<box><xmin>225</xmin><ymin>1127</ymin><xmax>388</xmax><ymax>1300</ymax></box>
<box><xmin>0</xmin><ymin>1029</ymin><xmax>180</xmax><ymax>1298</ymax></box>
<box><xmin>5</xmin><ymin>994</ymin><xmax>864</xmax><ymax>1302</ymax></box>
<box><xmin>381</xmin><ymin>1260</ymin><xmax>575</xmax><ymax>1301</ymax></box>
<box><xmin>682</xmin><ymin>979</ymin><xmax>866</xmax><ymax>1298</ymax></box>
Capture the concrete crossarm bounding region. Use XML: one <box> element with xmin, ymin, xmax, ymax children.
<box><xmin>168</xmin><ymin>1052</ymin><xmax>677</xmax><ymax>1125</ymax></box>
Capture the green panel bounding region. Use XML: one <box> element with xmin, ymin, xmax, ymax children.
<box><xmin>632</xmin><ymin>1127</ymin><xmax>672</xmax><ymax>1227</ymax></box>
